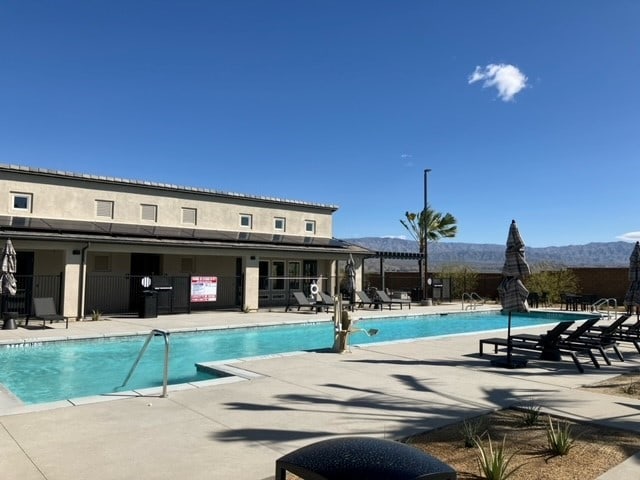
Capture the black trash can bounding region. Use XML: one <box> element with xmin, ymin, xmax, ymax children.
<box><xmin>276</xmin><ymin>436</ymin><xmax>457</xmax><ymax>480</ymax></box>
<box><xmin>139</xmin><ymin>290</ymin><xmax>158</xmax><ymax>318</ymax></box>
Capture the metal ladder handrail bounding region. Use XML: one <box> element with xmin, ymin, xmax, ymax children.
<box><xmin>462</xmin><ymin>292</ymin><xmax>478</xmax><ymax>310</ymax></box>
<box><xmin>591</xmin><ymin>298</ymin><xmax>618</xmax><ymax>318</ymax></box>
<box><xmin>121</xmin><ymin>328</ymin><xmax>171</xmax><ymax>398</ymax></box>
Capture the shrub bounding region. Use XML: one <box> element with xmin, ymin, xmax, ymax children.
<box><xmin>546</xmin><ymin>416</ymin><xmax>575</xmax><ymax>455</ymax></box>
<box><xmin>515</xmin><ymin>401</ymin><xmax>541</xmax><ymax>426</ymax></box>
<box><xmin>474</xmin><ymin>434</ymin><xmax>523</xmax><ymax>480</ymax></box>
<box><xmin>459</xmin><ymin>416</ymin><xmax>488</xmax><ymax>448</ymax></box>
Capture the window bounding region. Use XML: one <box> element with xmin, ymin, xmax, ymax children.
<box><xmin>240</xmin><ymin>214</ymin><xmax>252</xmax><ymax>228</ymax></box>
<box><xmin>94</xmin><ymin>255</ymin><xmax>111</xmax><ymax>272</ymax></box>
<box><xmin>182</xmin><ymin>207</ymin><xmax>197</xmax><ymax>225</ymax></box>
<box><xmin>305</xmin><ymin>220</ymin><xmax>316</xmax><ymax>234</ymax></box>
<box><xmin>180</xmin><ymin>257</ymin><xmax>194</xmax><ymax>273</ymax></box>
<box><xmin>95</xmin><ymin>200</ymin><xmax>114</xmax><ymax>219</ymax></box>
<box><xmin>271</xmin><ymin>261</ymin><xmax>285</xmax><ymax>290</ymax></box>
<box><xmin>11</xmin><ymin>192</ymin><xmax>32</xmax><ymax>212</ymax></box>
<box><xmin>274</xmin><ymin>217</ymin><xmax>286</xmax><ymax>231</ymax></box>
<box><xmin>141</xmin><ymin>204</ymin><xmax>157</xmax><ymax>222</ymax></box>
<box><xmin>288</xmin><ymin>261</ymin><xmax>301</xmax><ymax>290</ymax></box>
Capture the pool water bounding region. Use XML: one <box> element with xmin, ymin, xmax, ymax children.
<box><xmin>0</xmin><ymin>310</ymin><xmax>594</xmax><ymax>404</ymax></box>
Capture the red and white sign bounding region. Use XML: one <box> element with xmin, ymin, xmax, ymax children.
<box><xmin>190</xmin><ymin>276</ymin><xmax>218</xmax><ymax>302</ymax></box>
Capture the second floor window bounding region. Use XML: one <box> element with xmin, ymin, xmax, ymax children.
<box><xmin>95</xmin><ymin>200</ymin><xmax>114</xmax><ymax>219</ymax></box>
<box><xmin>305</xmin><ymin>220</ymin><xmax>316</xmax><ymax>234</ymax></box>
<box><xmin>141</xmin><ymin>204</ymin><xmax>157</xmax><ymax>222</ymax></box>
<box><xmin>240</xmin><ymin>214</ymin><xmax>252</xmax><ymax>228</ymax></box>
<box><xmin>274</xmin><ymin>217</ymin><xmax>285</xmax><ymax>231</ymax></box>
<box><xmin>182</xmin><ymin>207</ymin><xmax>197</xmax><ymax>225</ymax></box>
<box><xmin>12</xmin><ymin>192</ymin><xmax>32</xmax><ymax>212</ymax></box>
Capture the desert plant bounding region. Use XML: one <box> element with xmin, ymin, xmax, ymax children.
<box><xmin>546</xmin><ymin>416</ymin><xmax>575</xmax><ymax>455</ymax></box>
<box><xmin>90</xmin><ymin>309</ymin><xmax>102</xmax><ymax>321</ymax></box>
<box><xmin>439</xmin><ymin>264</ymin><xmax>479</xmax><ymax>299</ymax></box>
<box><xmin>474</xmin><ymin>434</ymin><xmax>523</xmax><ymax>480</ymax></box>
<box><xmin>516</xmin><ymin>401</ymin><xmax>541</xmax><ymax>426</ymax></box>
<box><xmin>459</xmin><ymin>416</ymin><xmax>488</xmax><ymax>448</ymax></box>
<box><xmin>621</xmin><ymin>382</ymin><xmax>639</xmax><ymax>395</ymax></box>
<box><xmin>525</xmin><ymin>263</ymin><xmax>579</xmax><ymax>304</ymax></box>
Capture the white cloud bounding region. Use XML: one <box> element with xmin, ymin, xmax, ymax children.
<box><xmin>468</xmin><ymin>63</ymin><xmax>528</xmax><ymax>102</ymax></box>
<box><xmin>617</xmin><ymin>232</ymin><xmax>640</xmax><ymax>242</ymax></box>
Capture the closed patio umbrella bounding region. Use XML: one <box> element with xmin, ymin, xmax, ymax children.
<box><xmin>624</xmin><ymin>241</ymin><xmax>640</xmax><ymax>318</ymax></box>
<box><xmin>494</xmin><ymin>220</ymin><xmax>530</xmax><ymax>368</ymax></box>
<box><xmin>345</xmin><ymin>255</ymin><xmax>356</xmax><ymax>305</ymax></box>
<box><xmin>1</xmin><ymin>238</ymin><xmax>18</xmax><ymax>329</ymax></box>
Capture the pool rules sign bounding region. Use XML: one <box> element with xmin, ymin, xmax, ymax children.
<box><xmin>190</xmin><ymin>276</ymin><xmax>217</xmax><ymax>302</ymax></box>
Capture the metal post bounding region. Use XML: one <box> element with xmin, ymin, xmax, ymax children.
<box><xmin>423</xmin><ymin>168</ymin><xmax>431</xmax><ymax>303</ymax></box>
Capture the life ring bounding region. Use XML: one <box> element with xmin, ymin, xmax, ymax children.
<box><xmin>310</xmin><ymin>283</ymin><xmax>319</xmax><ymax>295</ymax></box>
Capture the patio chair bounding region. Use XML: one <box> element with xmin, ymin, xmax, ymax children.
<box><xmin>479</xmin><ymin>320</ymin><xmax>601</xmax><ymax>373</ymax></box>
<box><xmin>579</xmin><ymin>314</ymin><xmax>640</xmax><ymax>354</ymax></box>
<box><xmin>317</xmin><ymin>292</ymin><xmax>335</xmax><ymax>313</ymax></box>
<box><xmin>26</xmin><ymin>297</ymin><xmax>69</xmax><ymax>329</ymax></box>
<box><xmin>285</xmin><ymin>292</ymin><xmax>319</xmax><ymax>313</ymax></box>
<box><xmin>374</xmin><ymin>290</ymin><xmax>411</xmax><ymax>310</ymax></box>
<box><xmin>355</xmin><ymin>290</ymin><xmax>381</xmax><ymax>309</ymax></box>
<box><xmin>514</xmin><ymin>318</ymin><xmax>622</xmax><ymax>366</ymax></box>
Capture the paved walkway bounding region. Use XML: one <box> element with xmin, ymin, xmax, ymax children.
<box><xmin>1</xmin><ymin>305</ymin><xmax>639</xmax><ymax>479</ymax></box>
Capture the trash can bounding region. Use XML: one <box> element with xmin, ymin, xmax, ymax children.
<box><xmin>275</xmin><ymin>436</ymin><xmax>457</xmax><ymax>480</ymax></box>
<box><xmin>139</xmin><ymin>290</ymin><xmax>158</xmax><ymax>318</ymax></box>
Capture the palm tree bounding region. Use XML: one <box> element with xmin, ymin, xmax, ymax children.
<box><xmin>400</xmin><ymin>206</ymin><xmax>457</xmax><ymax>294</ymax></box>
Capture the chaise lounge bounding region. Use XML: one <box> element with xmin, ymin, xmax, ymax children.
<box><xmin>26</xmin><ymin>297</ymin><xmax>69</xmax><ymax>329</ymax></box>
<box><xmin>479</xmin><ymin>320</ymin><xmax>602</xmax><ymax>373</ymax></box>
<box><xmin>374</xmin><ymin>290</ymin><xmax>411</xmax><ymax>310</ymax></box>
<box><xmin>285</xmin><ymin>292</ymin><xmax>319</xmax><ymax>313</ymax></box>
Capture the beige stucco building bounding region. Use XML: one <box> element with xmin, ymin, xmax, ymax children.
<box><xmin>0</xmin><ymin>164</ymin><xmax>369</xmax><ymax>320</ymax></box>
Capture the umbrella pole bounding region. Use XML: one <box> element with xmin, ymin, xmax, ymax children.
<box><xmin>506</xmin><ymin>311</ymin><xmax>512</xmax><ymax>367</ymax></box>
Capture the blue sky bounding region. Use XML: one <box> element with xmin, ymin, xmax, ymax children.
<box><xmin>2</xmin><ymin>1</ymin><xmax>639</xmax><ymax>247</ymax></box>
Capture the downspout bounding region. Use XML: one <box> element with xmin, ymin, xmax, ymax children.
<box><xmin>77</xmin><ymin>243</ymin><xmax>90</xmax><ymax>321</ymax></box>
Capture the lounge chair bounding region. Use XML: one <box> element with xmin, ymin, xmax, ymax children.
<box><xmin>579</xmin><ymin>314</ymin><xmax>640</xmax><ymax>354</ymax></box>
<box><xmin>26</xmin><ymin>297</ymin><xmax>69</xmax><ymax>329</ymax></box>
<box><xmin>355</xmin><ymin>290</ymin><xmax>381</xmax><ymax>309</ymax></box>
<box><xmin>285</xmin><ymin>292</ymin><xmax>318</xmax><ymax>313</ymax></box>
<box><xmin>317</xmin><ymin>292</ymin><xmax>335</xmax><ymax>312</ymax></box>
<box><xmin>514</xmin><ymin>318</ymin><xmax>623</xmax><ymax>366</ymax></box>
<box><xmin>479</xmin><ymin>320</ymin><xmax>601</xmax><ymax>373</ymax></box>
<box><xmin>375</xmin><ymin>290</ymin><xmax>411</xmax><ymax>310</ymax></box>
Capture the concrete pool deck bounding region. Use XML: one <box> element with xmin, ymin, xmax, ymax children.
<box><xmin>1</xmin><ymin>304</ymin><xmax>639</xmax><ymax>479</ymax></box>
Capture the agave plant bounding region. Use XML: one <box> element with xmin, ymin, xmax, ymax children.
<box><xmin>474</xmin><ymin>434</ymin><xmax>523</xmax><ymax>480</ymax></box>
<box><xmin>546</xmin><ymin>416</ymin><xmax>575</xmax><ymax>456</ymax></box>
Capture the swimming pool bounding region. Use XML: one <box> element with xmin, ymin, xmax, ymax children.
<box><xmin>0</xmin><ymin>310</ymin><xmax>596</xmax><ymax>405</ymax></box>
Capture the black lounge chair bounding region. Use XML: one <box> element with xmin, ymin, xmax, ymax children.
<box><xmin>479</xmin><ymin>320</ymin><xmax>601</xmax><ymax>373</ymax></box>
<box><xmin>26</xmin><ymin>297</ymin><xmax>69</xmax><ymax>329</ymax></box>
<box><xmin>355</xmin><ymin>291</ymin><xmax>381</xmax><ymax>309</ymax></box>
<box><xmin>374</xmin><ymin>290</ymin><xmax>411</xmax><ymax>310</ymax></box>
<box><xmin>285</xmin><ymin>292</ymin><xmax>318</xmax><ymax>313</ymax></box>
<box><xmin>515</xmin><ymin>318</ymin><xmax>623</xmax><ymax>366</ymax></box>
<box><xmin>580</xmin><ymin>314</ymin><xmax>640</xmax><ymax>354</ymax></box>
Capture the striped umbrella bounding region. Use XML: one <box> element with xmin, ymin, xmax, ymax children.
<box><xmin>495</xmin><ymin>220</ymin><xmax>530</xmax><ymax>368</ymax></box>
<box><xmin>497</xmin><ymin>220</ymin><xmax>531</xmax><ymax>312</ymax></box>
<box><xmin>1</xmin><ymin>238</ymin><xmax>17</xmax><ymax>319</ymax></box>
<box><xmin>624</xmin><ymin>241</ymin><xmax>640</xmax><ymax>315</ymax></box>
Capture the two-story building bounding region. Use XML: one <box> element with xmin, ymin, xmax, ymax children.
<box><xmin>0</xmin><ymin>164</ymin><xmax>369</xmax><ymax>320</ymax></box>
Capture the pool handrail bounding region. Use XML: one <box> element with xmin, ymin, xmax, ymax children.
<box><xmin>121</xmin><ymin>329</ymin><xmax>171</xmax><ymax>398</ymax></box>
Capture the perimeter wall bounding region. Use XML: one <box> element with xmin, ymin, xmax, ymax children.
<box><xmin>364</xmin><ymin>268</ymin><xmax>628</xmax><ymax>302</ymax></box>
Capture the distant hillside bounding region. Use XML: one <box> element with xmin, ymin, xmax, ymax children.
<box><xmin>344</xmin><ymin>237</ymin><xmax>632</xmax><ymax>273</ymax></box>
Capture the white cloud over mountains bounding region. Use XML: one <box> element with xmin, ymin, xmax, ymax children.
<box><xmin>468</xmin><ymin>63</ymin><xmax>528</xmax><ymax>102</ymax></box>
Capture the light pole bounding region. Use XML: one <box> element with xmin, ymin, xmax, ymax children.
<box><xmin>423</xmin><ymin>168</ymin><xmax>431</xmax><ymax>304</ymax></box>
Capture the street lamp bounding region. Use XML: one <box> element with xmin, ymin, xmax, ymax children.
<box><xmin>423</xmin><ymin>168</ymin><xmax>431</xmax><ymax>304</ymax></box>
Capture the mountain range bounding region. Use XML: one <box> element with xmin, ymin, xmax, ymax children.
<box><xmin>346</xmin><ymin>237</ymin><xmax>634</xmax><ymax>273</ymax></box>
